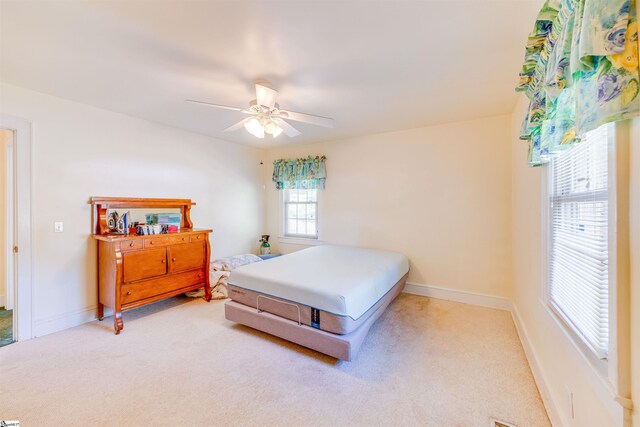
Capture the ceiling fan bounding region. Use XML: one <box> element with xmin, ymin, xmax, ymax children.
<box><xmin>186</xmin><ymin>83</ymin><xmax>334</xmax><ymax>139</ymax></box>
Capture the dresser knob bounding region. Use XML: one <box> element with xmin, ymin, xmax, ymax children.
<box><xmin>197</xmin><ymin>235</ymin><xmax>201</xmax><ymax>240</ymax></box>
<box><xmin>161</xmin><ymin>259</ymin><xmax>166</xmax><ymax>263</ymax></box>
<box><xmin>182</xmin><ymin>237</ymin><xmax>186</xmax><ymax>241</ymax></box>
<box><xmin>172</xmin><ymin>257</ymin><xmax>177</xmax><ymax>262</ymax></box>
<box><xmin>198</xmin><ymin>273</ymin><xmax>203</xmax><ymax>278</ymax></box>
<box><xmin>150</xmin><ymin>241</ymin><xmax>154</xmax><ymax>245</ymax></box>
<box><xmin>129</xmin><ymin>241</ymin><xmax>134</xmax><ymax>247</ymax></box>
<box><xmin>126</xmin><ymin>291</ymin><xmax>131</xmax><ymax>295</ymax></box>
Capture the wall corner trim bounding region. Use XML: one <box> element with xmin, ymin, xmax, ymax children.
<box><xmin>403</xmin><ymin>282</ymin><xmax>512</xmax><ymax>311</ymax></box>
<box><xmin>511</xmin><ymin>303</ymin><xmax>567</xmax><ymax>427</ymax></box>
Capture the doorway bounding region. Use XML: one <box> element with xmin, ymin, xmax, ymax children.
<box><xmin>0</xmin><ymin>114</ymin><xmax>33</xmax><ymax>343</ymax></box>
<box><xmin>0</xmin><ymin>128</ymin><xmax>15</xmax><ymax>347</ymax></box>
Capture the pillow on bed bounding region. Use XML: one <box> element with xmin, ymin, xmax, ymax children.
<box><xmin>212</xmin><ymin>253</ymin><xmax>262</xmax><ymax>272</ymax></box>
<box><xmin>186</xmin><ymin>254</ymin><xmax>263</xmax><ymax>300</ymax></box>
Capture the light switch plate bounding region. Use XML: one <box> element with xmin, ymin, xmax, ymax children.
<box><xmin>54</xmin><ymin>222</ymin><xmax>64</xmax><ymax>233</ymax></box>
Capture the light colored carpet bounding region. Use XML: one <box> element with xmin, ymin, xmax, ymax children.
<box><xmin>0</xmin><ymin>294</ymin><xmax>549</xmax><ymax>426</ymax></box>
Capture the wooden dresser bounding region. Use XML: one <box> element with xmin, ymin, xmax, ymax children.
<box><xmin>91</xmin><ymin>197</ymin><xmax>212</xmax><ymax>334</ymax></box>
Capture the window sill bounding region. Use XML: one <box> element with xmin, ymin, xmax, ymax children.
<box><xmin>278</xmin><ymin>236</ymin><xmax>324</xmax><ymax>246</ymax></box>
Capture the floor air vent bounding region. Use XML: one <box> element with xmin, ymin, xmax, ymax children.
<box><xmin>490</xmin><ymin>418</ymin><xmax>517</xmax><ymax>427</ymax></box>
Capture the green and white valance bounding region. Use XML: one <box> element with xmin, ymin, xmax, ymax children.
<box><xmin>272</xmin><ymin>156</ymin><xmax>327</xmax><ymax>190</ymax></box>
<box><xmin>517</xmin><ymin>0</ymin><xmax>639</xmax><ymax>166</ymax></box>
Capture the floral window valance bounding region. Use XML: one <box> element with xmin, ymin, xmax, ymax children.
<box><xmin>272</xmin><ymin>156</ymin><xmax>326</xmax><ymax>190</ymax></box>
<box><xmin>517</xmin><ymin>0</ymin><xmax>639</xmax><ymax>166</ymax></box>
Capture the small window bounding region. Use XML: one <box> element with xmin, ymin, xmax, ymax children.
<box><xmin>547</xmin><ymin>124</ymin><xmax>610</xmax><ymax>359</ymax></box>
<box><xmin>283</xmin><ymin>188</ymin><xmax>318</xmax><ymax>239</ymax></box>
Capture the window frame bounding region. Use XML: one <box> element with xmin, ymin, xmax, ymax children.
<box><xmin>280</xmin><ymin>188</ymin><xmax>320</xmax><ymax>240</ymax></box>
<box><xmin>542</xmin><ymin>123</ymin><xmax>616</xmax><ymax>376</ymax></box>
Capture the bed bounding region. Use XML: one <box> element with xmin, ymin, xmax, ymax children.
<box><xmin>224</xmin><ymin>245</ymin><xmax>409</xmax><ymax>361</ymax></box>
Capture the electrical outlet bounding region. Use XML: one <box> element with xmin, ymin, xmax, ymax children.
<box><xmin>54</xmin><ymin>222</ymin><xmax>64</xmax><ymax>233</ymax></box>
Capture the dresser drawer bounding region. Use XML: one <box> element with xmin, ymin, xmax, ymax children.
<box><xmin>119</xmin><ymin>239</ymin><xmax>143</xmax><ymax>252</ymax></box>
<box><xmin>121</xmin><ymin>268</ymin><xmax>206</xmax><ymax>304</ymax></box>
<box><xmin>168</xmin><ymin>234</ymin><xmax>190</xmax><ymax>245</ymax></box>
<box><xmin>168</xmin><ymin>242</ymin><xmax>206</xmax><ymax>273</ymax></box>
<box><xmin>122</xmin><ymin>248</ymin><xmax>167</xmax><ymax>282</ymax></box>
<box><xmin>192</xmin><ymin>233</ymin><xmax>206</xmax><ymax>243</ymax></box>
<box><xmin>143</xmin><ymin>235</ymin><xmax>173</xmax><ymax>248</ymax></box>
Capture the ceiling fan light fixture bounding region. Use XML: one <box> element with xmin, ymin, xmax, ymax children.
<box><xmin>270</xmin><ymin>124</ymin><xmax>283</xmax><ymax>137</ymax></box>
<box><xmin>264</xmin><ymin>120</ymin><xmax>283</xmax><ymax>137</ymax></box>
<box><xmin>244</xmin><ymin>117</ymin><xmax>264</xmax><ymax>138</ymax></box>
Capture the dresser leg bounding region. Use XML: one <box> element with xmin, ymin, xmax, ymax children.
<box><xmin>204</xmin><ymin>284</ymin><xmax>212</xmax><ymax>302</ymax></box>
<box><xmin>97</xmin><ymin>302</ymin><xmax>104</xmax><ymax>321</ymax></box>
<box><xmin>114</xmin><ymin>311</ymin><xmax>123</xmax><ymax>334</ymax></box>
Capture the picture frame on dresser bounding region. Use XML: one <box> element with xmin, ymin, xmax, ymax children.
<box><xmin>90</xmin><ymin>197</ymin><xmax>213</xmax><ymax>334</ymax></box>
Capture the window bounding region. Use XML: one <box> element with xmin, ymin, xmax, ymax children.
<box><xmin>547</xmin><ymin>125</ymin><xmax>610</xmax><ymax>359</ymax></box>
<box><xmin>283</xmin><ymin>188</ymin><xmax>318</xmax><ymax>239</ymax></box>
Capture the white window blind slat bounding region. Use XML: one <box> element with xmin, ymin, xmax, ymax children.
<box><xmin>548</xmin><ymin>125</ymin><xmax>609</xmax><ymax>359</ymax></box>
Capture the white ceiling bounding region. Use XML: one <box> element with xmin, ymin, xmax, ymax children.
<box><xmin>0</xmin><ymin>0</ymin><xmax>541</xmax><ymax>147</ymax></box>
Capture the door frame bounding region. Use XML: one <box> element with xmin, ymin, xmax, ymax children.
<box><xmin>4</xmin><ymin>135</ymin><xmax>14</xmax><ymax>312</ymax></box>
<box><xmin>1</xmin><ymin>114</ymin><xmax>33</xmax><ymax>341</ymax></box>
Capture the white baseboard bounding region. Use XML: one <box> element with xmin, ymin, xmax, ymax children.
<box><xmin>33</xmin><ymin>306</ymin><xmax>97</xmax><ymax>337</ymax></box>
<box><xmin>403</xmin><ymin>282</ymin><xmax>512</xmax><ymax>311</ymax></box>
<box><xmin>0</xmin><ymin>293</ymin><xmax>5</xmax><ymax>308</ymax></box>
<box><xmin>510</xmin><ymin>304</ymin><xmax>566</xmax><ymax>427</ymax></box>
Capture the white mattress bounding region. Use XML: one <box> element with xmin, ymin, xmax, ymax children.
<box><xmin>228</xmin><ymin>245</ymin><xmax>409</xmax><ymax>320</ymax></box>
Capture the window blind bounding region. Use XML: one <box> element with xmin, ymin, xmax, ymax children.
<box><xmin>548</xmin><ymin>125</ymin><xmax>609</xmax><ymax>358</ymax></box>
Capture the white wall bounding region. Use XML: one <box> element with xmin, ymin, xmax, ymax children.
<box><xmin>0</xmin><ymin>83</ymin><xmax>265</xmax><ymax>336</ymax></box>
<box><xmin>264</xmin><ymin>115</ymin><xmax>513</xmax><ymax>298</ymax></box>
<box><xmin>510</xmin><ymin>94</ymin><xmax>637</xmax><ymax>426</ymax></box>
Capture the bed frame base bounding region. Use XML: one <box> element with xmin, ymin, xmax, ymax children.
<box><xmin>225</xmin><ymin>299</ymin><xmax>387</xmax><ymax>361</ymax></box>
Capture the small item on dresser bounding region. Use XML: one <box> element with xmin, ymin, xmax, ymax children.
<box><xmin>136</xmin><ymin>224</ymin><xmax>164</xmax><ymax>235</ymax></box>
<box><xmin>119</xmin><ymin>211</ymin><xmax>131</xmax><ymax>234</ymax></box>
<box><xmin>107</xmin><ymin>211</ymin><xmax>129</xmax><ymax>235</ymax></box>
<box><xmin>145</xmin><ymin>213</ymin><xmax>182</xmax><ymax>233</ymax></box>
<box><xmin>107</xmin><ymin>211</ymin><xmax>118</xmax><ymax>231</ymax></box>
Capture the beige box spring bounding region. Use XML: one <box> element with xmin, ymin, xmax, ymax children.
<box><xmin>227</xmin><ymin>273</ymin><xmax>408</xmax><ymax>335</ymax></box>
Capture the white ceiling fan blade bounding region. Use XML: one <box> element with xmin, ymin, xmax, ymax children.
<box><xmin>186</xmin><ymin>99</ymin><xmax>249</xmax><ymax>112</ymax></box>
<box><xmin>273</xmin><ymin>118</ymin><xmax>301</xmax><ymax>137</ymax></box>
<box><xmin>224</xmin><ymin>118</ymin><xmax>249</xmax><ymax>132</ymax></box>
<box><xmin>279</xmin><ymin>110</ymin><xmax>334</xmax><ymax>128</ymax></box>
<box><xmin>255</xmin><ymin>84</ymin><xmax>278</xmax><ymax>109</ymax></box>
